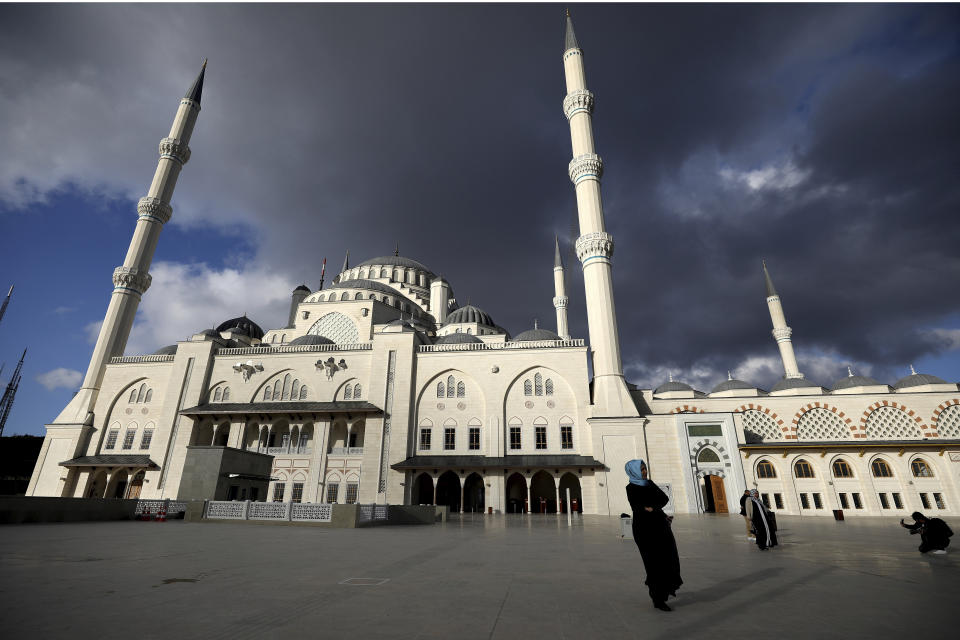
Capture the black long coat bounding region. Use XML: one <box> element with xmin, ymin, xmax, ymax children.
<box><xmin>627</xmin><ymin>482</ymin><xmax>683</xmax><ymax>600</ymax></box>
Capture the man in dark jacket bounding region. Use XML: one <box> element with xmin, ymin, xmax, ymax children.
<box><xmin>901</xmin><ymin>511</ymin><xmax>953</xmax><ymax>554</ymax></box>
<box><xmin>739</xmin><ymin>490</ymin><xmax>753</xmax><ymax>540</ymax></box>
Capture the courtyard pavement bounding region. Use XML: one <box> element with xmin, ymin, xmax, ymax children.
<box><xmin>0</xmin><ymin>513</ymin><xmax>957</xmax><ymax>639</ymax></box>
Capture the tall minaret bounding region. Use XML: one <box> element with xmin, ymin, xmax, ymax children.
<box><xmin>562</xmin><ymin>12</ymin><xmax>637</xmax><ymax>416</ymax></box>
<box><xmin>763</xmin><ymin>261</ymin><xmax>803</xmax><ymax>379</ymax></box>
<box><xmin>553</xmin><ymin>237</ymin><xmax>570</xmax><ymax>340</ymax></box>
<box><xmin>69</xmin><ymin>62</ymin><xmax>207</xmax><ymax>419</ymax></box>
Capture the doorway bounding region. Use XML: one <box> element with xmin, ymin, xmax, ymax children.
<box><xmin>703</xmin><ymin>474</ymin><xmax>728</xmax><ymax>513</ymax></box>
<box><xmin>506</xmin><ymin>473</ymin><xmax>527</xmax><ymax>513</ymax></box>
<box><xmin>463</xmin><ymin>473</ymin><xmax>485</xmax><ymax>513</ymax></box>
<box><xmin>435</xmin><ymin>471</ymin><xmax>461</xmax><ymax>512</ymax></box>
<box><xmin>413</xmin><ymin>473</ymin><xmax>434</xmax><ymax>505</ymax></box>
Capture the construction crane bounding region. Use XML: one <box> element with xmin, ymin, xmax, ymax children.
<box><xmin>0</xmin><ymin>348</ymin><xmax>26</xmax><ymax>439</ymax></box>
<box><xmin>0</xmin><ymin>285</ymin><xmax>12</xmax><ymax>326</ymax></box>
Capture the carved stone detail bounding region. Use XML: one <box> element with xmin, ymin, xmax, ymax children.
<box><xmin>137</xmin><ymin>197</ymin><xmax>172</xmax><ymax>224</ymax></box>
<box><xmin>568</xmin><ymin>153</ymin><xmax>603</xmax><ymax>184</ymax></box>
<box><xmin>563</xmin><ymin>89</ymin><xmax>595</xmax><ymax>119</ymax></box>
<box><xmin>772</xmin><ymin>327</ymin><xmax>793</xmax><ymax>342</ymax></box>
<box><xmin>112</xmin><ymin>266</ymin><xmax>152</xmax><ymax>295</ymax></box>
<box><xmin>159</xmin><ymin>137</ymin><xmax>191</xmax><ymax>165</ymax></box>
<box><xmin>553</xmin><ymin>296</ymin><xmax>569</xmax><ymax>309</ymax></box>
<box><xmin>575</xmin><ymin>232</ymin><xmax>614</xmax><ymax>262</ymax></box>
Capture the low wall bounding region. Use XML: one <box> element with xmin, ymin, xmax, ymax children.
<box><xmin>192</xmin><ymin>502</ymin><xmax>446</xmax><ymax>527</ymax></box>
<box><xmin>0</xmin><ymin>497</ymin><xmax>138</xmax><ymax>524</ymax></box>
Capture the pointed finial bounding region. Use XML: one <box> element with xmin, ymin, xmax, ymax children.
<box><xmin>910</xmin><ymin>364</ymin><xmax>917</xmax><ymax>376</ymax></box>
<box><xmin>566</xmin><ymin>7</ymin><xmax>570</xmax><ymax>18</ymax></box>
<box><xmin>341</xmin><ymin>249</ymin><xmax>350</xmax><ymax>273</ymax></box>
<box><xmin>534</xmin><ymin>318</ymin><xmax>539</xmax><ymax>330</ymax></box>
<box><xmin>728</xmin><ymin>370</ymin><xmax>733</xmax><ymax>381</ymax></box>
<box><xmin>554</xmin><ymin>236</ymin><xmax>564</xmax><ymax>269</ymax></box>
<box><xmin>847</xmin><ymin>366</ymin><xmax>854</xmax><ymax>377</ymax></box>
<box><xmin>668</xmin><ymin>372</ymin><xmax>674</xmax><ymax>383</ymax></box>
<box><xmin>564</xmin><ymin>9</ymin><xmax>579</xmax><ymax>52</ymax></box>
<box><xmin>762</xmin><ymin>259</ymin><xmax>778</xmax><ymax>297</ymax></box>
<box><xmin>394</xmin><ymin>242</ymin><xmax>399</xmax><ymax>257</ymax></box>
<box><xmin>202</xmin><ymin>58</ymin><xmax>208</xmax><ymax>69</ymax></box>
<box><xmin>185</xmin><ymin>59</ymin><xmax>207</xmax><ymax>104</ymax></box>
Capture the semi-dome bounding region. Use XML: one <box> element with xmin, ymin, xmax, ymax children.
<box><xmin>153</xmin><ymin>344</ymin><xmax>178</xmax><ymax>355</ymax></box>
<box><xmin>771</xmin><ymin>377</ymin><xmax>819</xmax><ymax>392</ymax></box>
<box><xmin>445</xmin><ymin>305</ymin><xmax>495</xmax><ymax>327</ymax></box>
<box><xmin>216</xmin><ymin>316</ymin><xmax>264</xmax><ymax>340</ymax></box>
<box><xmin>654</xmin><ymin>380</ymin><xmax>694</xmax><ymax>394</ymax></box>
<box><xmin>711</xmin><ymin>378</ymin><xmax>755</xmax><ymax>393</ymax></box>
<box><xmin>435</xmin><ymin>333</ymin><xmax>483</xmax><ymax>345</ymax></box>
<box><xmin>332</xmin><ymin>279</ymin><xmax>414</xmax><ymax>298</ymax></box>
<box><xmin>832</xmin><ymin>374</ymin><xmax>883</xmax><ymax>391</ymax></box>
<box><xmin>355</xmin><ymin>255</ymin><xmax>435</xmax><ymax>276</ymax></box>
<box><xmin>288</xmin><ymin>334</ymin><xmax>334</xmax><ymax>346</ymax></box>
<box><xmin>512</xmin><ymin>328</ymin><xmax>562</xmax><ymax>342</ymax></box>
<box><xmin>894</xmin><ymin>372</ymin><xmax>949</xmax><ymax>389</ymax></box>
<box><xmin>197</xmin><ymin>328</ymin><xmax>221</xmax><ymax>337</ymax></box>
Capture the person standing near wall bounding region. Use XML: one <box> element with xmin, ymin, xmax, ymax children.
<box><xmin>739</xmin><ymin>490</ymin><xmax>754</xmax><ymax>541</ymax></box>
<box><xmin>625</xmin><ymin>459</ymin><xmax>683</xmax><ymax>612</ymax></box>
<box><xmin>745</xmin><ymin>489</ymin><xmax>778</xmax><ymax>551</ymax></box>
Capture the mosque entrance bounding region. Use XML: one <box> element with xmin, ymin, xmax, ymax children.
<box><xmin>413</xmin><ymin>473</ymin><xmax>434</xmax><ymax>505</ymax></box>
<box><xmin>530</xmin><ymin>471</ymin><xmax>557</xmax><ymax>513</ymax></box>
<box><xmin>703</xmin><ymin>475</ymin><xmax>728</xmax><ymax>513</ymax></box>
<box><xmin>463</xmin><ymin>473</ymin><xmax>485</xmax><ymax>513</ymax></box>
<box><xmin>127</xmin><ymin>471</ymin><xmax>145</xmax><ymax>499</ymax></box>
<box><xmin>506</xmin><ymin>473</ymin><xmax>527</xmax><ymax>513</ymax></box>
<box><xmin>435</xmin><ymin>471</ymin><xmax>461</xmax><ymax>512</ymax></box>
<box><xmin>86</xmin><ymin>470</ymin><xmax>107</xmax><ymax>498</ymax></box>
<box><xmin>558</xmin><ymin>473</ymin><xmax>582</xmax><ymax>513</ymax></box>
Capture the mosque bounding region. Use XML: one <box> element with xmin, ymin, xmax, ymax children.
<box><xmin>27</xmin><ymin>14</ymin><xmax>960</xmax><ymax>519</ymax></box>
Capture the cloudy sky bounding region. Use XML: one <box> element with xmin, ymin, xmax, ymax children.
<box><xmin>1</xmin><ymin>3</ymin><xmax>958</xmax><ymax>436</ymax></box>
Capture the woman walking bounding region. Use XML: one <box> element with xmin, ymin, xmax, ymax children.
<box><xmin>744</xmin><ymin>489</ymin><xmax>778</xmax><ymax>550</ymax></box>
<box><xmin>626</xmin><ymin>459</ymin><xmax>682</xmax><ymax>611</ymax></box>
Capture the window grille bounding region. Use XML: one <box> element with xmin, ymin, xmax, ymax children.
<box><xmin>794</xmin><ymin>459</ymin><xmax>815</xmax><ymax>478</ymax></box>
<box><xmin>420</xmin><ymin>428</ymin><xmax>431</xmax><ymax>450</ymax></box>
<box><xmin>839</xmin><ymin>493</ymin><xmax>849</xmax><ymax>509</ymax></box>
<box><xmin>145</xmin><ymin>389</ymin><xmax>152</xmax><ymax>402</ymax></box>
<box><xmin>291</xmin><ymin>483</ymin><xmax>304</xmax><ymax>504</ymax></box>
<box><xmin>129</xmin><ymin>389</ymin><xmax>137</xmax><ymax>403</ymax></box>
<box><xmin>456</xmin><ymin>381</ymin><xmax>465</xmax><ymax>398</ymax></box>
<box><xmin>534</xmin><ymin>373</ymin><xmax>543</xmax><ymax>396</ymax></box>
<box><xmin>344</xmin><ymin>384</ymin><xmax>352</xmax><ymax>399</ymax></box>
<box><xmin>911</xmin><ymin>459</ymin><xmax>933</xmax><ymax>477</ymax></box>
<box><xmin>761</xmin><ymin>493</ymin><xmax>770</xmax><ymax>508</ymax></box>
<box><xmin>535</xmin><ymin>426</ymin><xmax>547</xmax><ymax>450</ymax></box>
<box><xmin>282</xmin><ymin>374</ymin><xmax>291</xmax><ymax>401</ymax></box>
<box><xmin>105</xmin><ymin>430</ymin><xmax>119</xmax><ymax>449</ymax></box>
<box><xmin>892</xmin><ymin>493</ymin><xmax>903</xmax><ymax>509</ymax></box>
<box><xmin>774</xmin><ymin>493</ymin><xmax>784</xmax><ymax>509</ymax></box>
<box><xmin>346</xmin><ymin>483</ymin><xmax>359</xmax><ymax>504</ymax></box>
<box><xmin>878</xmin><ymin>493</ymin><xmax>889</xmax><ymax>509</ymax></box>
<box><xmin>221</xmin><ymin>388</ymin><xmax>229</xmax><ymax>401</ymax></box>
<box><xmin>136</xmin><ymin>385</ymin><xmax>146</xmax><ymax>403</ymax></box>
<box><xmin>447</xmin><ymin>376</ymin><xmax>455</xmax><ymax>398</ymax></box>
<box><xmin>273</xmin><ymin>380</ymin><xmax>281</xmax><ymax>400</ymax></box>
<box><xmin>852</xmin><ymin>493</ymin><xmax>863</xmax><ymax>509</ymax></box>
<box><xmin>561</xmin><ymin>425</ymin><xmax>573</xmax><ymax>449</ymax></box>
<box><xmin>812</xmin><ymin>493</ymin><xmax>823</xmax><ymax>509</ymax></box>
<box><xmin>437</xmin><ymin>382</ymin><xmax>445</xmax><ymax>398</ymax></box>
<box><xmin>291</xmin><ymin>380</ymin><xmax>299</xmax><ymax>398</ymax></box>
<box><xmin>326</xmin><ymin>483</ymin><xmax>339</xmax><ymax>503</ymax></box>
<box><xmin>934</xmin><ymin>493</ymin><xmax>946</xmax><ymax>509</ymax></box>
<box><xmin>523</xmin><ymin>380</ymin><xmax>532</xmax><ymax>396</ymax></box>
<box><xmin>469</xmin><ymin>428</ymin><xmax>480</xmax><ymax>450</ymax></box>
<box><xmin>264</xmin><ymin>387</ymin><xmax>271</xmax><ymax>401</ymax></box>
<box><xmin>444</xmin><ymin>428</ymin><xmax>455</xmax><ymax>450</ymax></box>
<box><xmin>299</xmin><ymin>386</ymin><xmax>308</xmax><ymax>400</ymax></box>
<box><xmin>140</xmin><ymin>430</ymin><xmax>153</xmax><ymax>450</ymax></box>
<box><xmin>871</xmin><ymin>459</ymin><xmax>893</xmax><ymax>478</ymax></box>
<box><xmin>354</xmin><ymin>383</ymin><xmax>361</xmax><ymax>398</ymax></box>
<box><xmin>832</xmin><ymin>459</ymin><xmax>853</xmax><ymax>478</ymax></box>
<box><xmin>545</xmin><ymin>379</ymin><xmax>554</xmax><ymax>396</ymax></box>
<box><xmin>122</xmin><ymin>430</ymin><xmax>135</xmax><ymax>450</ymax></box>
<box><xmin>756</xmin><ymin>460</ymin><xmax>776</xmax><ymax>478</ymax></box>
<box><xmin>273</xmin><ymin>483</ymin><xmax>286</xmax><ymax>502</ymax></box>
<box><xmin>214</xmin><ymin>388</ymin><xmax>222</xmax><ymax>401</ymax></box>
<box><xmin>509</xmin><ymin>426</ymin><xmax>521</xmax><ymax>450</ymax></box>
<box><xmin>800</xmin><ymin>493</ymin><xmax>810</xmax><ymax>509</ymax></box>
<box><xmin>920</xmin><ymin>493</ymin><xmax>930</xmax><ymax>509</ymax></box>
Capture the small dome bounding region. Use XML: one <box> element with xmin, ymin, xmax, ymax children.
<box><xmin>153</xmin><ymin>344</ymin><xmax>178</xmax><ymax>356</ymax></box>
<box><xmin>771</xmin><ymin>377</ymin><xmax>819</xmax><ymax>392</ymax></box>
<box><xmin>711</xmin><ymin>378</ymin><xmax>755</xmax><ymax>393</ymax></box>
<box><xmin>894</xmin><ymin>372</ymin><xmax>948</xmax><ymax>389</ymax></box>
<box><xmin>654</xmin><ymin>380</ymin><xmax>694</xmax><ymax>394</ymax></box>
<box><xmin>445</xmin><ymin>305</ymin><xmax>495</xmax><ymax>327</ymax></box>
<box><xmin>198</xmin><ymin>328</ymin><xmax>221</xmax><ymax>337</ymax></box>
<box><xmin>832</xmin><ymin>374</ymin><xmax>882</xmax><ymax>391</ymax></box>
<box><xmin>435</xmin><ymin>333</ymin><xmax>483</xmax><ymax>345</ymax></box>
<box><xmin>293</xmin><ymin>284</ymin><xmax>311</xmax><ymax>293</ymax></box>
<box><xmin>512</xmin><ymin>328</ymin><xmax>562</xmax><ymax>342</ymax></box>
<box><xmin>216</xmin><ymin>316</ymin><xmax>264</xmax><ymax>340</ymax></box>
<box><xmin>288</xmin><ymin>334</ymin><xmax>334</xmax><ymax>346</ymax></box>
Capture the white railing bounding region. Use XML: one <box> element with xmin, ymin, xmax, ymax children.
<box><xmin>418</xmin><ymin>339</ymin><xmax>585</xmax><ymax>352</ymax></box>
<box><xmin>110</xmin><ymin>355</ymin><xmax>176</xmax><ymax>364</ymax></box>
<box><xmin>135</xmin><ymin>499</ymin><xmax>188</xmax><ymax>515</ymax></box>
<box><xmin>217</xmin><ymin>343</ymin><xmax>372</xmax><ymax>355</ymax></box>
<box><xmin>204</xmin><ymin>500</ymin><xmax>332</xmax><ymax>523</ymax></box>
<box><xmin>265</xmin><ymin>447</ymin><xmax>312</xmax><ymax>456</ymax></box>
<box><xmin>329</xmin><ymin>447</ymin><xmax>364</xmax><ymax>456</ymax></box>
<box><xmin>358</xmin><ymin>504</ymin><xmax>389</xmax><ymax>522</ymax></box>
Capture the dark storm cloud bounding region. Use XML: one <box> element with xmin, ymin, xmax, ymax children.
<box><xmin>2</xmin><ymin>3</ymin><xmax>958</xmax><ymax>390</ymax></box>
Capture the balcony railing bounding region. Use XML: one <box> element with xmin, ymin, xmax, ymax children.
<box><xmin>418</xmin><ymin>339</ymin><xmax>584</xmax><ymax>352</ymax></box>
<box><xmin>329</xmin><ymin>447</ymin><xmax>364</xmax><ymax>456</ymax></box>
<box><xmin>265</xmin><ymin>447</ymin><xmax>313</xmax><ymax>456</ymax></box>
<box><xmin>218</xmin><ymin>343</ymin><xmax>372</xmax><ymax>355</ymax></box>
<box><xmin>109</xmin><ymin>354</ymin><xmax>176</xmax><ymax>364</ymax></box>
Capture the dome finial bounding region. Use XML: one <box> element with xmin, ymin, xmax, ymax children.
<box><xmin>534</xmin><ymin>318</ymin><xmax>539</xmax><ymax>330</ymax></box>
<box><xmin>847</xmin><ymin>365</ymin><xmax>854</xmax><ymax>377</ymax></box>
<box><xmin>910</xmin><ymin>363</ymin><xmax>917</xmax><ymax>376</ymax></box>
<box><xmin>668</xmin><ymin>371</ymin><xmax>674</xmax><ymax>383</ymax></box>
<box><xmin>728</xmin><ymin>370</ymin><xmax>733</xmax><ymax>381</ymax></box>
<box><xmin>394</xmin><ymin>242</ymin><xmax>399</xmax><ymax>257</ymax></box>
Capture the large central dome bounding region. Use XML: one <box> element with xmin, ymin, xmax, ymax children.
<box><xmin>355</xmin><ymin>255</ymin><xmax>435</xmax><ymax>276</ymax></box>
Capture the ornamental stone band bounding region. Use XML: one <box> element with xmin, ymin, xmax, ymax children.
<box><xmin>568</xmin><ymin>153</ymin><xmax>604</xmax><ymax>184</ymax></box>
<box><xmin>553</xmin><ymin>295</ymin><xmax>569</xmax><ymax>308</ymax></box>
<box><xmin>575</xmin><ymin>231</ymin><xmax>614</xmax><ymax>262</ymax></box>
<box><xmin>159</xmin><ymin>137</ymin><xmax>191</xmax><ymax>165</ymax></box>
<box><xmin>563</xmin><ymin>89</ymin><xmax>595</xmax><ymax>119</ymax></box>
<box><xmin>136</xmin><ymin>197</ymin><xmax>173</xmax><ymax>225</ymax></box>
<box><xmin>112</xmin><ymin>266</ymin><xmax>152</xmax><ymax>295</ymax></box>
<box><xmin>772</xmin><ymin>327</ymin><xmax>793</xmax><ymax>342</ymax></box>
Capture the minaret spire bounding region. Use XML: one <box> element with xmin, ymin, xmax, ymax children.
<box><xmin>45</xmin><ymin>61</ymin><xmax>206</xmax><ymax>434</ymax></box>
<box><xmin>763</xmin><ymin>261</ymin><xmax>803</xmax><ymax>380</ymax></box>
<box><xmin>561</xmin><ymin>11</ymin><xmax>637</xmax><ymax>416</ymax></box>
<box><xmin>553</xmin><ymin>236</ymin><xmax>570</xmax><ymax>340</ymax></box>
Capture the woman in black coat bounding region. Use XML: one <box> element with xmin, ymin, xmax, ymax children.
<box><xmin>626</xmin><ymin>459</ymin><xmax>683</xmax><ymax>611</ymax></box>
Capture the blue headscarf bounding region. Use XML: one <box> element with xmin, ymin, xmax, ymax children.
<box><xmin>625</xmin><ymin>459</ymin><xmax>650</xmax><ymax>486</ymax></box>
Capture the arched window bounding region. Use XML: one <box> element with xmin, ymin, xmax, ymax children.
<box><xmin>129</xmin><ymin>389</ymin><xmax>137</xmax><ymax>403</ymax></box>
<box><xmin>354</xmin><ymin>292</ymin><xmax>363</xmax><ymax>300</ymax></box>
<box><xmin>272</xmin><ymin>380</ymin><xmax>281</xmax><ymax>401</ymax></box>
<box><xmin>697</xmin><ymin>448</ymin><xmax>720</xmax><ymax>463</ymax></box>
<box><xmin>447</xmin><ymin>376</ymin><xmax>455</xmax><ymax>398</ymax></box>
<box><xmin>144</xmin><ymin>389</ymin><xmax>153</xmax><ymax>403</ymax></box>
<box><xmin>871</xmin><ymin>459</ymin><xmax>893</xmax><ymax>478</ymax></box>
<box><xmin>272</xmin><ymin>334</ymin><xmax>278</xmax><ymax>343</ymax></box>
<box><xmin>291</xmin><ymin>380</ymin><xmax>299</xmax><ymax>399</ymax></box>
<box><xmin>544</xmin><ymin>379</ymin><xmax>554</xmax><ymax>396</ymax></box>
<box><xmin>263</xmin><ymin>387</ymin><xmax>271</xmax><ymax>401</ymax></box>
<box><xmin>534</xmin><ymin>373</ymin><xmax>543</xmax><ymax>396</ymax></box>
<box><xmin>456</xmin><ymin>381</ymin><xmax>465</xmax><ymax>398</ymax></box>
<box><xmin>136</xmin><ymin>384</ymin><xmax>146</xmax><ymax>403</ymax></box>
<box><xmin>466</xmin><ymin>328</ymin><xmax>472</xmax><ymax>334</ymax></box>
<box><xmin>340</xmin><ymin>292</ymin><xmax>350</xmax><ymax>301</ymax></box>
<box><xmin>911</xmin><ymin>459</ymin><xmax>934</xmax><ymax>478</ymax></box>
<box><xmin>299</xmin><ymin>385</ymin><xmax>308</xmax><ymax>400</ymax></box>
<box><xmin>756</xmin><ymin>459</ymin><xmax>776</xmax><ymax>478</ymax></box>
<box><xmin>344</xmin><ymin>384</ymin><xmax>352</xmax><ymax>399</ymax></box>
<box><xmin>353</xmin><ymin>383</ymin><xmax>361</xmax><ymax>398</ymax></box>
<box><xmin>214</xmin><ymin>388</ymin><xmax>222</xmax><ymax>402</ymax></box>
<box><xmin>794</xmin><ymin>459</ymin><xmax>815</xmax><ymax>478</ymax></box>
<box><xmin>380</xmin><ymin>268</ymin><xmax>388</xmax><ymax>278</ymax></box>
<box><xmin>282</xmin><ymin>374</ymin><xmax>292</xmax><ymax>401</ymax></box>
<box><xmin>437</xmin><ymin>382</ymin><xmax>445</xmax><ymax>398</ymax></box>
<box><xmin>832</xmin><ymin>459</ymin><xmax>854</xmax><ymax>478</ymax></box>
<box><xmin>524</xmin><ymin>380</ymin><xmax>532</xmax><ymax>396</ymax></box>
<box><xmin>222</xmin><ymin>387</ymin><xmax>229</xmax><ymax>401</ymax></box>
<box><xmin>280</xmin><ymin>334</ymin><xmax>286</xmax><ymax>342</ymax></box>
